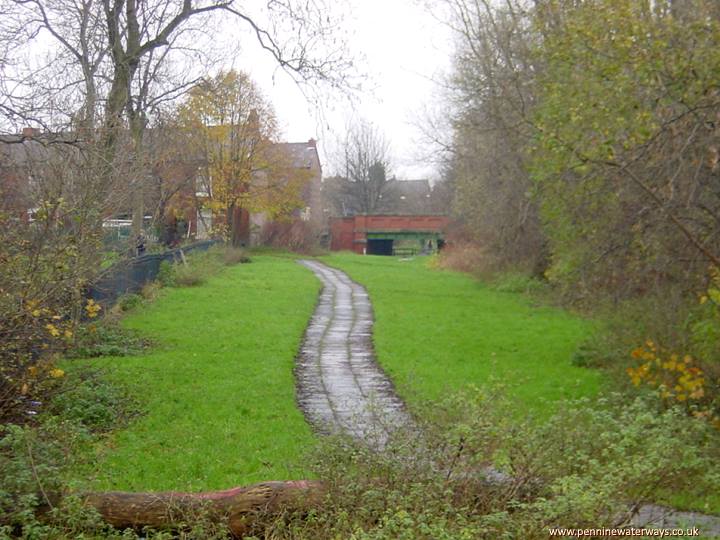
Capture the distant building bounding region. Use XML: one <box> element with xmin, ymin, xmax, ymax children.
<box><xmin>330</xmin><ymin>214</ymin><xmax>450</xmax><ymax>256</ymax></box>
<box><xmin>248</xmin><ymin>139</ymin><xmax>322</xmax><ymax>244</ymax></box>
<box><xmin>321</xmin><ymin>175</ymin><xmax>451</xmax><ymax>255</ymax></box>
<box><xmin>1</xmin><ymin>128</ymin><xmax>323</xmax><ymax>249</ymax></box>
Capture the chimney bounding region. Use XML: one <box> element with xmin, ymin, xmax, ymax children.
<box><xmin>308</xmin><ymin>138</ymin><xmax>316</xmax><ymax>147</ymax></box>
<box><xmin>22</xmin><ymin>127</ymin><xmax>39</xmax><ymax>138</ymax></box>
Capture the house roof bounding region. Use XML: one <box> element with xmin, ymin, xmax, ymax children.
<box><xmin>391</xmin><ymin>179</ymin><xmax>431</xmax><ymax>197</ymax></box>
<box><xmin>273</xmin><ymin>140</ymin><xmax>321</xmax><ymax>172</ymax></box>
<box><xmin>0</xmin><ymin>134</ymin><xmax>82</xmax><ymax>165</ymax></box>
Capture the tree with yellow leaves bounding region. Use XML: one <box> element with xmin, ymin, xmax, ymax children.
<box><xmin>178</xmin><ymin>70</ymin><xmax>310</xmax><ymax>247</ymax></box>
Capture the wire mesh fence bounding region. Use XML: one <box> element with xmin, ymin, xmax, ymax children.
<box><xmin>87</xmin><ymin>240</ymin><xmax>218</xmax><ymax>307</ymax></box>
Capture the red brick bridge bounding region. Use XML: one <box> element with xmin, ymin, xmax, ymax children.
<box><xmin>329</xmin><ymin>215</ymin><xmax>450</xmax><ymax>255</ymax></box>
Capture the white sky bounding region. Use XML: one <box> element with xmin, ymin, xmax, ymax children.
<box><xmin>231</xmin><ymin>0</ymin><xmax>454</xmax><ymax>181</ymax></box>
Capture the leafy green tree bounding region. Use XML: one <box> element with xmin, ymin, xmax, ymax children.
<box><xmin>531</xmin><ymin>0</ymin><xmax>720</xmax><ymax>298</ymax></box>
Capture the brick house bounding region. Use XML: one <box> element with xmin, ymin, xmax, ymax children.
<box><xmin>247</xmin><ymin>139</ymin><xmax>323</xmax><ymax>245</ymax></box>
<box><xmin>1</xmin><ymin>128</ymin><xmax>323</xmax><ymax>249</ymax></box>
<box><xmin>175</xmin><ymin>138</ymin><xmax>323</xmax><ymax>246</ymax></box>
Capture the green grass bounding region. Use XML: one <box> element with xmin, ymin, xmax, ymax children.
<box><xmin>323</xmin><ymin>254</ymin><xmax>720</xmax><ymax>516</ymax></box>
<box><xmin>72</xmin><ymin>255</ymin><xmax>319</xmax><ymax>492</ymax></box>
<box><xmin>322</xmin><ymin>253</ymin><xmax>604</xmax><ymax>415</ymax></box>
<box><xmin>69</xmin><ymin>251</ymin><xmax>717</xmax><ymax>519</ymax></box>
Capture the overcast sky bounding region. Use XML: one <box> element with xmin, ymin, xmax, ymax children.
<box><xmin>7</xmin><ymin>0</ymin><xmax>454</xmax><ymax>180</ymax></box>
<box><xmin>231</xmin><ymin>0</ymin><xmax>454</xmax><ymax>181</ymax></box>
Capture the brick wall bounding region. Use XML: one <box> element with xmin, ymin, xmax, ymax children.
<box><xmin>329</xmin><ymin>215</ymin><xmax>450</xmax><ymax>254</ymax></box>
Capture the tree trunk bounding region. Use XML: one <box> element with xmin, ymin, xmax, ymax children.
<box><xmin>231</xmin><ymin>206</ymin><xmax>250</xmax><ymax>248</ymax></box>
<box><xmin>129</xmin><ymin>112</ymin><xmax>146</xmax><ymax>237</ymax></box>
<box><xmin>82</xmin><ymin>480</ymin><xmax>325</xmax><ymax>537</ymax></box>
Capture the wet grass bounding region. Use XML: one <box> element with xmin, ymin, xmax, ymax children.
<box><xmin>322</xmin><ymin>253</ymin><xmax>604</xmax><ymax>416</ymax></box>
<box><xmin>323</xmin><ymin>254</ymin><xmax>720</xmax><ymax>518</ymax></box>
<box><xmin>73</xmin><ymin>255</ymin><xmax>319</xmax><ymax>492</ymax></box>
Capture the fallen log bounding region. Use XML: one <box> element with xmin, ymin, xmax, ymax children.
<box><xmin>83</xmin><ymin>480</ymin><xmax>325</xmax><ymax>537</ymax></box>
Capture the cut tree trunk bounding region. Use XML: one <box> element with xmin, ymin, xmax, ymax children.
<box><xmin>82</xmin><ymin>480</ymin><xmax>325</xmax><ymax>537</ymax></box>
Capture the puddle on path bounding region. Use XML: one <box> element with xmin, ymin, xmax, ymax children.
<box><xmin>295</xmin><ymin>260</ymin><xmax>411</xmax><ymax>449</ymax></box>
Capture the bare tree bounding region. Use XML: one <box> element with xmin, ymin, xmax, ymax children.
<box><xmin>440</xmin><ymin>0</ymin><xmax>545</xmax><ymax>272</ymax></box>
<box><xmin>331</xmin><ymin>119</ymin><xmax>395</xmax><ymax>215</ymax></box>
<box><xmin>0</xmin><ymin>132</ymin><xmax>139</xmax><ymax>421</ymax></box>
<box><xmin>0</xmin><ymin>0</ymin><xmax>355</xmax><ymax>233</ymax></box>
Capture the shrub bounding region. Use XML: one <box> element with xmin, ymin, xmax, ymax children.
<box><xmin>1</xmin><ymin>199</ymin><xmax>103</xmax><ymax>426</ymax></box>
<box><xmin>155</xmin><ymin>245</ymin><xmax>250</xmax><ymax>289</ymax></box>
<box><xmin>0</xmin><ymin>368</ymin><xmax>142</xmax><ymax>537</ymax></box>
<box><xmin>571</xmin><ymin>340</ymin><xmax>617</xmax><ymax>369</ymax></box>
<box><xmin>259</xmin><ymin>220</ymin><xmax>319</xmax><ymax>254</ymax></box>
<box><xmin>0</xmin><ymin>413</ymin><xmax>227</xmax><ymax>538</ymax></box>
<box><xmin>118</xmin><ymin>293</ymin><xmax>143</xmax><ymax>312</ymax></box>
<box><xmin>173</xmin><ymin>265</ymin><xmax>208</xmax><ymax>287</ymax></box>
<box><xmin>491</xmin><ymin>272</ymin><xmax>547</xmax><ymax>295</ymax></box>
<box><xmin>580</xmin><ymin>278</ymin><xmax>720</xmax><ymax>423</ymax></box>
<box><xmin>140</xmin><ymin>281</ymin><xmax>162</xmax><ymax>302</ymax></box>
<box><xmin>157</xmin><ymin>261</ymin><xmax>176</xmax><ymax>287</ymax></box>
<box><xmin>169</xmin><ymin>248</ymin><xmax>232</xmax><ymax>287</ymax></box>
<box><xmin>689</xmin><ymin>269</ymin><xmax>720</xmax><ymax>367</ymax></box>
<box><xmin>220</xmin><ymin>247</ymin><xmax>250</xmax><ymax>266</ymax></box>
<box><xmin>0</xmin><ymin>418</ymin><xmax>87</xmax><ymax>535</ymax></box>
<box><xmin>47</xmin><ymin>370</ymin><xmax>140</xmax><ymax>433</ymax></box>
<box><xmin>69</xmin><ymin>323</ymin><xmax>148</xmax><ymax>358</ymax></box>
<box><xmin>627</xmin><ymin>341</ymin><xmax>720</xmax><ymax>428</ymax></box>
<box><xmin>435</xmin><ymin>242</ymin><xmax>488</xmax><ymax>275</ymax></box>
<box><xmin>0</xmin><ymin>417</ymin><xmax>145</xmax><ymax>539</ymax></box>
<box><xmin>262</xmin><ymin>390</ymin><xmax>719</xmax><ymax>540</ymax></box>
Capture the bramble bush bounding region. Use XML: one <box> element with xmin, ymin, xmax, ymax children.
<box><xmin>68</xmin><ymin>322</ymin><xmax>148</xmax><ymax>359</ymax></box>
<box><xmin>622</xmin><ymin>267</ymin><xmax>720</xmax><ymax>428</ymax></box>
<box><xmin>257</xmin><ymin>390</ymin><xmax>719</xmax><ymax>540</ymax></box>
<box><xmin>627</xmin><ymin>341</ymin><xmax>720</xmax><ymax>429</ymax></box>
<box><xmin>0</xmin><ymin>369</ymin><xmax>142</xmax><ymax>538</ymax></box>
<box><xmin>47</xmin><ymin>370</ymin><xmax>140</xmax><ymax>432</ymax></box>
<box><xmin>117</xmin><ymin>293</ymin><xmax>143</xmax><ymax>312</ymax></box>
<box><xmin>0</xmin><ymin>200</ymin><xmax>103</xmax><ymax>425</ymax></box>
<box><xmin>1</xmin><ymin>387</ymin><xmax>717</xmax><ymax>538</ymax></box>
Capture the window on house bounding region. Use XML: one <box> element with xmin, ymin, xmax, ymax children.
<box><xmin>195</xmin><ymin>171</ymin><xmax>212</xmax><ymax>197</ymax></box>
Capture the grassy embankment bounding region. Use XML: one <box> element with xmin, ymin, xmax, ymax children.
<box><xmin>324</xmin><ymin>254</ymin><xmax>720</xmax><ymax>516</ymax></box>
<box><xmin>76</xmin><ymin>251</ymin><xmax>602</xmax><ymax>491</ymax></box>
<box><xmin>75</xmin><ymin>254</ymin><xmax>319</xmax><ymax>492</ymax></box>
<box><xmin>323</xmin><ymin>252</ymin><xmax>604</xmax><ymax>415</ymax></box>
<box><xmin>72</xmin><ymin>251</ymin><xmax>717</xmax><ymax>520</ymax></box>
